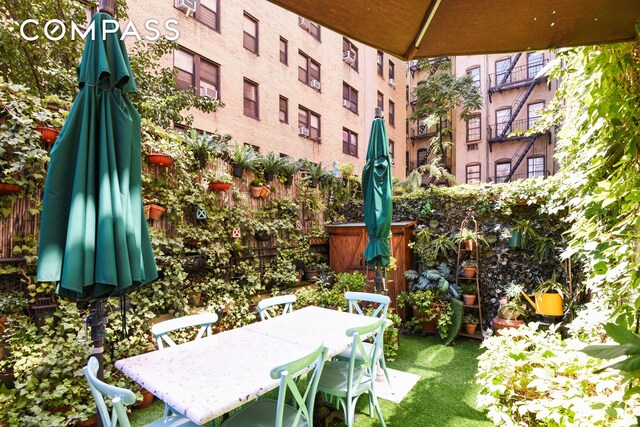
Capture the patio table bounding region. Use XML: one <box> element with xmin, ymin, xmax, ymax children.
<box><xmin>116</xmin><ymin>306</ymin><xmax>379</xmax><ymax>425</ymax></box>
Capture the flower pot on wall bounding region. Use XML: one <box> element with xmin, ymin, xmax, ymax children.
<box><xmin>508</xmin><ymin>231</ymin><xmax>522</xmax><ymax>249</ymax></box>
<box><xmin>145</xmin><ymin>204</ymin><xmax>166</xmax><ymax>220</ymax></box>
<box><xmin>0</xmin><ymin>183</ymin><xmax>21</xmax><ymax>195</ymax></box>
<box><xmin>264</xmin><ymin>171</ymin><xmax>274</xmax><ymax>183</ymax></box>
<box><xmin>146</xmin><ymin>153</ymin><xmax>174</xmax><ymax>167</ymax></box>
<box><xmin>255</xmin><ymin>231</ymin><xmax>270</xmax><ymax>242</ymax></box>
<box><xmin>284</xmin><ymin>175</ymin><xmax>294</xmax><ymax>187</ymax></box>
<box><xmin>309</xmin><ymin>178</ymin><xmax>318</xmax><ymax>188</ymax></box>
<box><xmin>209</xmin><ymin>182</ymin><xmax>231</xmax><ymax>192</ymax></box>
<box><xmin>232</xmin><ymin>164</ymin><xmax>244</xmax><ymax>178</ymax></box>
<box><xmin>260</xmin><ymin>186</ymin><xmax>271</xmax><ymax>199</ymax></box>
<box><xmin>250</xmin><ymin>186</ymin><xmax>262</xmax><ymax>198</ymax></box>
<box><xmin>36</xmin><ymin>126</ymin><xmax>60</xmax><ymax>145</ymax></box>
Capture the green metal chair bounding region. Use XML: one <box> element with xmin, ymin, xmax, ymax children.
<box><xmin>318</xmin><ymin>319</ymin><xmax>387</xmax><ymax>427</ymax></box>
<box><xmin>152</xmin><ymin>312</ymin><xmax>219</xmax><ymax>417</ymax></box>
<box><xmin>335</xmin><ymin>292</ymin><xmax>392</xmax><ymax>386</ymax></box>
<box><xmin>257</xmin><ymin>294</ymin><xmax>297</xmax><ymax>321</ymax></box>
<box><xmin>83</xmin><ymin>357</ymin><xmax>198</xmax><ymax>427</ymax></box>
<box><xmin>151</xmin><ymin>312</ymin><xmax>219</xmax><ymax>350</ymax></box>
<box><xmin>221</xmin><ymin>343</ymin><xmax>328</xmax><ymax>427</ymax></box>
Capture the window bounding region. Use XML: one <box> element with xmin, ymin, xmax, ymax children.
<box><xmin>388</xmin><ymin>101</ymin><xmax>395</xmax><ymax>126</ymax></box>
<box><xmin>389</xmin><ymin>61</ymin><xmax>395</xmax><ymax>81</ymax></box>
<box><xmin>342</xmin><ymin>128</ymin><xmax>358</xmax><ymax>157</ymax></box>
<box><xmin>377</xmin><ymin>91</ymin><xmax>384</xmax><ymax>111</ymax></box>
<box><xmin>527</xmin><ymin>52</ymin><xmax>544</xmax><ymax>79</ymax></box>
<box><xmin>467</xmin><ymin>114</ymin><xmax>481</xmax><ymax>141</ymax></box>
<box><xmin>496</xmin><ymin>108</ymin><xmax>512</xmax><ymax>136</ymax></box>
<box><xmin>279</xmin><ymin>96</ymin><xmax>288</xmax><ymax>123</ymax></box>
<box><xmin>343</xmin><ymin>38</ymin><xmax>358</xmax><ymax>71</ymax></box>
<box><xmin>308</xmin><ymin>21</ymin><xmax>321</xmax><ymax>41</ymax></box>
<box><xmin>495</xmin><ymin>58</ymin><xmax>511</xmax><ymax>84</ymax></box>
<box><xmin>528</xmin><ymin>156</ymin><xmax>545</xmax><ymax>178</ymax></box>
<box><xmin>495</xmin><ymin>160</ymin><xmax>511</xmax><ymax>183</ymax></box>
<box><xmin>417</xmin><ymin>148</ymin><xmax>428</xmax><ymax>166</ymax></box>
<box><xmin>298</xmin><ymin>106</ymin><xmax>321</xmax><ymax>139</ymax></box>
<box><xmin>342</xmin><ymin>83</ymin><xmax>358</xmax><ymax>114</ymax></box>
<box><xmin>527</xmin><ymin>102</ymin><xmax>544</xmax><ymax>129</ymax></box>
<box><xmin>467</xmin><ymin>66</ymin><xmax>480</xmax><ymax>89</ymax></box>
<box><xmin>243</xmin><ymin>13</ymin><xmax>258</xmax><ymax>54</ymax></box>
<box><xmin>174</xmin><ymin>50</ymin><xmax>194</xmax><ymax>90</ymax></box>
<box><xmin>196</xmin><ymin>0</ymin><xmax>218</xmax><ymax>31</ymax></box>
<box><xmin>244</xmin><ymin>143</ymin><xmax>260</xmax><ymax>153</ymax></box>
<box><xmin>466</xmin><ymin>163</ymin><xmax>481</xmax><ymax>183</ymax></box>
<box><xmin>377</xmin><ymin>50</ymin><xmax>384</xmax><ymax>76</ymax></box>
<box><xmin>298</xmin><ymin>52</ymin><xmax>320</xmax><ymax>86</ymax></box>
<box><xmin>389</xmin><ymin>139</ymin><xmax>395</xmax><ymax>163</ymax></box>
<box><xmin>279</xmin><ymin>37</ymin><xmax>288</xmax><ymax>65</ymax></box>
<box><xmin>174</xmin><ymin>49</ymin><xmax>220</xmax><ymax>96</ymax></box>
<box><xmin>467</xmin><ymin>143</ymin><xmax>479</xmax><ymax>151</ymax></box>
<box><xmin>243</xmin><ymin>79</ymin><xmax>259</xmax><ymax>119</ymax></box>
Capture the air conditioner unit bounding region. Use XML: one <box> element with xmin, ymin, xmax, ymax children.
<box><xmin>298</xmin><ymin>17</ymin><xmax>310</xmax><ymax>30</ymax></box>
<box><xmin>342</xmin><ymin>50</ymin><xmax>355</xmax><ymax>65</ymax></box>
<box><xmin>298</xmin><ymin>127</ymin><xmax>310</xmax><ymax>137</ymax></box>
<box><xmin>176</xmin><ymin>0</ymin><xmax>196</xmax><ymax>16</ymax></box>
<box><xmin>342</xmin><ymin>99</ymin><xmax>351</xmax><ymax>109</ymax></box>
<box><xmin>309</xmin><ymin>79</ymin><xmax>321</xmax><ymax>90</ymax></box>
<box><xmin>388</xmin><ymin>78</ymin><xmax>396</xmax><ymax>87</ymax></box>
<box><xmin>200</xmin><ymin>87</ymin><xmax>217</xmax><ymax>99</ymax></box>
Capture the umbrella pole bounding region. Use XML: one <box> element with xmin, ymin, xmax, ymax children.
<box><xmin>88</xmin><ymin>299</ymin><xmax>106</xmax><ymax>427</ymax></box>
<box><xmin>374</xmin><ymin>267</ymin><xmax>384</xmax><ymax>292</ymax></box>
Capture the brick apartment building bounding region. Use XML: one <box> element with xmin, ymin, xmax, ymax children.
<box><xmin>125</xmin><ymin>0</ymin><xmax>407</xmax><ymax>177</ymax></box>
<box><xmin>407</xmin><ymin>52</ymin><xmax>559</xmax><ymax>184</ymax></box>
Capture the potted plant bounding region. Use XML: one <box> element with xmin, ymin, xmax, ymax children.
<box><xmin>508</xmin><ymin>219</ymin><xmax>539</xmax><ymax>249</ymax></box>
<box><xmin>33</xmin><ymin>108</ymin><xmax>65</xmax><ymax>146</ymax></box>
<box><xmin>461</xmin><ymin>259</ymin><xmax>477</xmax><ymax>278</ymax></box>
<box><xmin>186</xmin><ymin>130</ymin><xmax>214</xmax><ymax>170</ymax></box>
<box><xmin>462</xmin><ymin>313</ymin><xmax>479</xmax><ymax>335</ymax></box>
<box><xmin>461</xmin><ymin>283</ymin><xmax>477</xmax><ymax>306</ymax></box>
<box><xmin>492</xmin><ymin>282</ymin><xmax>528</xmax><ymax>333</ymax></box>
<box><xmin>254</xmin><ymin>151</ymin><xmax>285</xmax><ymax>184</ymax></box>
<box><xmin>229</xmin><ymin>143</ymin><xmax>257</xmax><ymax>178</ymax></box>
<box><xmin>339</xmin><ymin>162</ymin><xmax>355</xmax><ymax>184</ymax></box>
<box><xmin>454</xmin><ymin>228</ymin><xmax>488</xmax><ymax>251</ymax></box>
<box><xmin>206</xmin><ymin>169</ymin><xmax>233</xmax><ymax>192</ymax></box>
<box><xmin>250</xmin><ymin>178</ymin><xmax>264</xmax><ymax>198</ymax></box>
<box><xmin>143</xmin><ymin>199</ymin><xmax>166</xmax><ymax>220</ymax></box>
<box><xmin>304</xmin><ymin>161</ymin><xmax>326</xmax><ymax>188</ymax></box>
<box><xmin>253</xmin><ymin>221</ymin><xmax>272</xmax><ymax>242</ymax></box>
<box><xmin>280</xmin><ymin>158</ymin><xmax>301</xmax><ymax>187</ymax></box>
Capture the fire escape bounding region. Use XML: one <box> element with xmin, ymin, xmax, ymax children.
<box><xmin>487</xmin><ymin>53</ymin><xmax>549</xmax><ymax>182</ymax></box>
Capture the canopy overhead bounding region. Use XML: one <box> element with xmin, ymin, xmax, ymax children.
<box><xmin>268</xmin><ymin>0</ymin><xmax>640</xmax><ymax>59</ymax></box>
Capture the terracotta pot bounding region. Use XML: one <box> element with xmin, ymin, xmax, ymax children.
<box><xmin>75</xmin><ymin>416</ymin><xmax>97</xmax><ymax>427</ymax></box>
<box><xmin>0</xmin><ymin>183</ymin><xmax>21</xmax><ymax>195</ymax></box>
<box><xmin>413</xmin><ymin>303</ymin><xmax>444</xmax><ymax>334</ymax></box>
<box><xmin>464</xmin><ymin>240</ymin><xmax>476</xmax><ymax>251</ymax></box>
<box><xmin>462</xmin><ymin>294</ymin><xmax>477</xmax><ymax>306</ymax></box>
<box><xmin>135</xmin><ymin>387</ymin><xmax>154</xmax><ymax>408</ymax></box>
<box><xmin>145</xmin><ymin>204</ymin><xmax>166</xmax><ymax>220</ymax></box>
<box><xmin>464</xmin><ymin>323</ymin><xmax>478</xmax><ymax>335</ymax></box>
<box><xmin>209</xmin><ymin>182</ymin><xmax>231</xmax><ymax>192</ymax></box>
<box><xmin>36</xmin><ymin>126</ymin><xmax>60</xmax><ymax>145</ymax></box>
<box><xmin>492</xmin><ymin>316</ymin><xmax>525</xmax><ymax>334</ymax></box>
<box><xmin>250</xmin><ymin>185</ymin><xmax>263</xmax><ymax>198</ymax></box>
<box><xmin>303</xmin><ymin>269</ymin><xmax>319</xmax><ymax>281</ymax></box>
<box><xmin>463</xmin><ymin>267</ymin><xmax>477</xmax><ymax>278</ymax></box>
<box><xmin>260</xmin><ymin>186</ymin><xmax>271</xmax><ymax>199</ymax></box>
<box><xmin>147</xmin><ymin>153</ymin><xmax>174</xmax><ymax>167</ymax></box>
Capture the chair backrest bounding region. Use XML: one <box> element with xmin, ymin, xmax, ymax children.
<box><xmin>270</xmin><ymin>344</ymin><xmax>327</xmax><ymax>427</ymax></box>
<box><xmin>83</xmin><ymin>357</ymin><xmax>136</xmax><ymax>427</ymax></box>
<box><xmin>257</xmin><ymin>294</ymin><xmax>297</xmax><ymax>321</ymax></box>
<box><xmin>344</xmin><ymin>291</ymin><xmax>390</xmax><ymax>319</ymax></box>
<box><xmin>345</xmin><ymin>319</ymin><xmax>386</xmax><ymax>392</ymax></box>
<box><xmin>151</xmin><ymin>312</ymin><xmax>218</xmax><ymax>350</ymax></box>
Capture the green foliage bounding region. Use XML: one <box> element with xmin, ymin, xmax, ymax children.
<box><xmin>462</xmin><ymin>313</ymin><xmax>478</xmax><ymax>324</ymax></box>
<box><xmin>229</xmin><ymin>143</ymin><xmax>258</xmax><ymax>169</ymax></box>
<box><xmin>442</xmin><ymin>299</ymin><xmax>463</xmax><ymax>345</ymax></box>
<box><xmin>338</xmin><ymin>162</ymin><xmax>354</xmax><ymax>177</ymax></box>
<box><xmin>583</xmin><ymin>323</ymin><xmax>640</xmax><ymax>378</ymax></box>
<box><xmin>477</xmin><ymin>324</ymin><xmax>638</xmax><ymax>426</ymax></box>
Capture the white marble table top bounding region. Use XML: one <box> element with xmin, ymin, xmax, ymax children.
<box><xmin>116</xmin><ymin>306</ymin><xmax>379</xmax><ymax>425</ymax></box>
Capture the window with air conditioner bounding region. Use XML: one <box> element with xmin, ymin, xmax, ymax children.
<box><xmin>342</xmin><ymin>38</ymin><xmax>358</xmax><ymax>71</ymax></box>
<box><xmin>200</xmin><ymin>87</ymin><xmax>217</xmax><ymax>99</ymax></box>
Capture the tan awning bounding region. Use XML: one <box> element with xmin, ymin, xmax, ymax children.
<box><xmin>267</xmin><ymin>0</ymin><xmax>640</xmax><ymax>59</ymax></box>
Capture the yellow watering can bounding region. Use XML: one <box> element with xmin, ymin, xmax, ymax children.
<box><xmin>521</xmin><ymin>291</ymin><xmax>564</xmax><ymax>316</ymax></box>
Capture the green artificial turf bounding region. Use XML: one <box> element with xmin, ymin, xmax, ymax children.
<box><xmin>129</xmin><ymin>335</ymin><xmax>492</xmax><ymax>427</ymax></box>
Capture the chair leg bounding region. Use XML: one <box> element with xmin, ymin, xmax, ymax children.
<box><xmin>380</xmin><ymin>356</ymin><xmax>392</xmax><ymax>389</ymax></box>
<box><xmin>371</xmin><ymin>391</ymin><xmax>386</xmax><ymax>427</ymax></box>
<box><xmin>368</xmin><ymin>391</ymin><xmax>374</xmax><ymax>417</ymax></box>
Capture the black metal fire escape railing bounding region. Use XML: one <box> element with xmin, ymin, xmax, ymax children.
<box><xmin>504</xmin><ymin>136</ymin><xmax>537</xmax><ymax>182</ymax></box>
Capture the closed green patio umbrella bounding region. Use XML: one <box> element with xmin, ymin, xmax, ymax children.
<box><xmin>362</xmin><ymin>108</ymin><xmax>393</xmax><ymax>291</ymax></box>
<box><xmin>36</xmin><ymin>7</ymin><xmax>157</xmax><ymax>375</ymax></box>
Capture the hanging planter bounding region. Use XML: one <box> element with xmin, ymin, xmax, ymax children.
<box><xmin>309</xmin><ymin>177</ymin><xmax>319</xmax><ymax>188</ymax></box>
<box><xmin>146</xmin><ymin>153</ymin><xmax>174</xmax><ymax>167</ymax></box>
<box><xmin>209</xmin><ymin>182</ymin><xmax>232</xmax><ymax>192</ymax></box>
<box><xmin>250</xmin><ymin>185</ymin><xmax>263</xmax><ymax>198</ymax></box>
<box><xmin>508</xmin><ymin>231</ymin><xmax>522</xmax><ymax>249</ymax></box>
<box><xmin>264</xmin><ymin>171</ymin><xmax>275</xmax><ymax>183</ymax></box>
<box><xmin>284</xmin><ymin>175</ymin><xmax>294</xmax><ymax>187</ymax></box>
<box><xmin>36</xmin><ymin>126</ymin><xmax>60</xmax><ymax>145</ymax></box>
<box><xmin>232</xmin><ymin>164</ymin><xmax>244</xmax><ymax>178</ymax></box>
<box><xmin>255</xmin><ymin>230</ymin><xmax>270</xmax><ymax>241</ymax></box>
<box><xmin>145</xmin><ymin>204</ymin><xmax>166</xmax><ymax>220</ymax></box>
<box><xmin>260</xmin><ymin>186</ymin><xmax>271</xmax><ymax>199</ymax></box>
<box><xmin>0</xmin><ymin>183</ymin><xmax>21</xmax><ymax>195</ymax></box>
